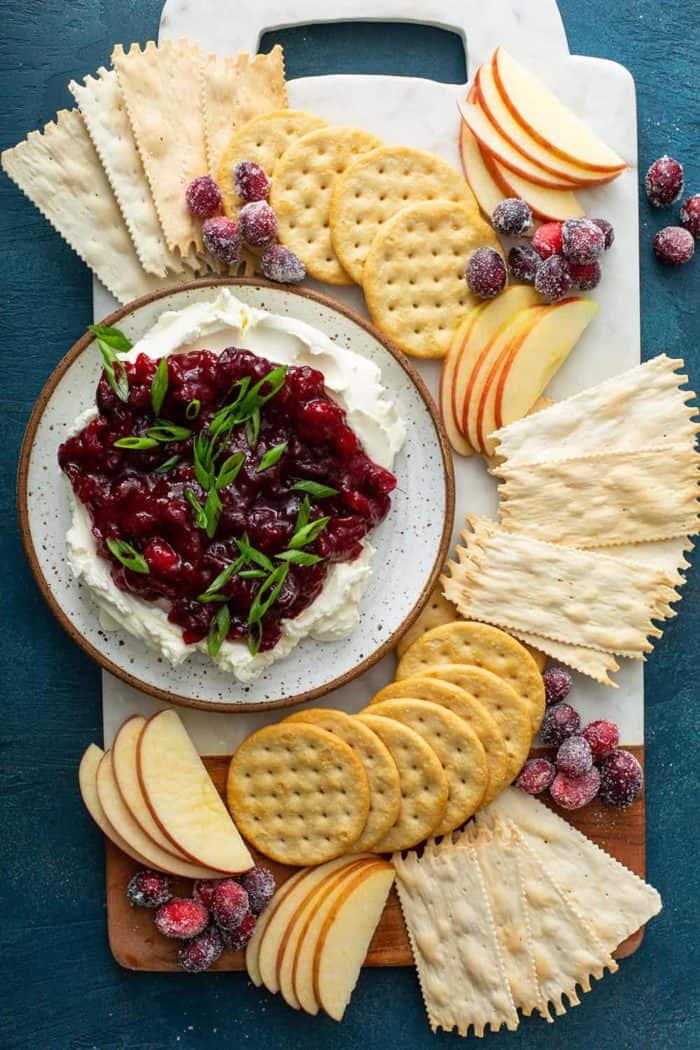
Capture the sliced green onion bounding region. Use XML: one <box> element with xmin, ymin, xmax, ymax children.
<box><xmin>257</xmin><ymin>441</ymin><xmax>287</xmax><ymax>473</ymax></box>
<box><xmin>88</xmin><ymin>324</ymin><xmax>132</xmax><ymax>352</ymax></box>
<box><xmin>150</xmin><ymin>358</ymin><xmax>169</xmax><ymax>415</ymax></box>
<box><xmin>245</xmin><ymin>407</ymin><xmax>261</xmax><ymax>449</ymax></box>
<box><xmin>184</xmin><ymin>489</ymin><xmax>208</xmax><ymax>530</ymax></box>
<box><xmin>248</xmin><ymin>563</ymin><xmax>290</xmax><ymax>625</ymax></box>
<box><xmin>113</xmin><ymin>435</ymin><xmax>159</xmax><ymax>450</ymax></box>
<box><xmin>235</xmin><ymin>533</ymin><xmax>274</xmax><ymax>572</ymax></box>
<box><xmin>247</xmin><ymin>621</ymin><xmax>263</xmax><ymax>657</ymax></box>
<box><xmin>147</xmin><ymin>422</ymin><xmax>192</xmax><ymax>443</ymax></box>
<box><xmin>216</xmin><ymin>451</ymin><xmax>245</xmax><ymax>490</ymax></box>
<box><xmin>291</xmin><ymin>480</ymin><xmax>339</xmax><ymax>499</ymax></box>
<box><xmin>97</xmin><ymin>342</ymin><xmax>129</xmax><ymax>403</ymax></box>
<box><xmin>185</xmin><ymin>398</ymin><xmax>201</xmax><ymax>420</ymax></box>
<box><xmin>105</xmin><ymin>537</ymin><xmax>149</xmax><ymax>574</ymax></box>
<box><xmin>294</xmin><ymin>495</ymin><xmax>311</xmax><ymax>534</ymax></box>
<box><xmin>238</xmin><ymin>568</ymin><xmax>268</xmax><ymax>579</ymax></box>
<box><xmin>204</xmin><ymin>487</ymin><xmax>222</xmax><ymax>539</ymax></box>
<box><xmin>275</xmin><ymin>549</ymin><xmax>324</xmax><ymax>566</ymax></box>
<box><xmin>207</xmin><ymin>604</ymin><xmax>231</xmax><ymax>658</ymax></box>
<box><xmin>288</xmin><ymin>515</ymin><xmax>330</xmax><ymax>551</ymax></box>
<box><xmin>155</xmin><ymin>454</ymin><xmax>181</xmax><ymax>474</ymax></box>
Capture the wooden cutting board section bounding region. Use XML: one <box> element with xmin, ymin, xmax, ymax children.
<box><xmin>106</xmin><ymin>747</ymin><xmax>646</xmax><ymax>971</ymax></box>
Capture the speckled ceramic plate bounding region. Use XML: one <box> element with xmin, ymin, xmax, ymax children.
<box><xmin>18</xmin><ymin>279</ymin><xmax>454</xmax><ymax>710</ymax></box>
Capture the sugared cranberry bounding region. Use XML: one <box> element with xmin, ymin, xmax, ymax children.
<box><xmin>534</xmin><ymin>254</ymin><xmax>573</xmax><ymax>301</ymax></box>
<box><xmin>508</xmin><ymin>243</ymin><xmax>541</xmax><ymax>284</ymax></box>
<box><xmin>126</xmin><ymin>869</ymin><xmax>172</xmax><ymax>908</ymax></box>
<box><xmin>466</xmin><ymin>247</ymin><xmax>507</xmax><ymax>298</ymax></box>
<box><xmin>516</xmin><ymin>757</ymin><xmax>556</xmax><ymax>795</ymax></box>
<box><xmin>532</xmin><ymin>222</ymin><xmax>563</xmax><ymax>259</ymax></box>
<box><xmin>680</xmin><ymin>194</ymin><xmax>700</xmax><ymax>238</ymax></box>
<box><xmin>561</xmin><ymin>218</ymin><xmax>605</xmax><ymax>264</ymax></box>
<box><xmin>185</xmin><ymin>175</ymin><xmax>223</xmax><ymax>218</ymax></box>
<box><xmin>582</xmin><ymin>719</ymin><xmax>620</xmax><ymax>762</ymax></box>
<box><xmin>540</xmin><ymin>702</ymin><xmax>580</xmax><ymax>746</ymax></box>
<box><xmin>233</xmin><ymin>160</ymin><xmax>270</xmax><ymax>203</ymax></box>
<box><xmin>220</xmin><ymin>911</ymin><xmax>257</xmax><ymax>950</ymax></box>
<box><xmin>491</xmin><ymin>198</ymin><xmax>532</xmax><ymax>236</ymax></box>
<box><xmin>210</xmin><ymin>879</ymin><xmax>249</xmax><ymax>930</ymax></box>
<box><xmin>543</xmin><ymin>665</ymin><xmax>572</xmax><ymax>704</ymax></box>
<box><xmin>556</xmin><ymin>735</ymin><xmax>593</xmax><ymax>779</ymax></box>
<box><xmin>260</xmin><ymin>244</ymin><xmax>306</xmax><ymax>283</ymax></box>
<box><xmin>202</xmin><ymin>216</ymin><xmax>242</xmax><ymax>265</ymax></box>
<box><xmin>653</xmin><ymin>226</ymin><xmax>695</xmax><ymax>265</ymax></box>
<box><xmin>178</xmin><ymin>925</ymin><xmax>224</xmax><ymax>972</ymax></box>
<box><xmin>238</xmin><ymin>201</ymin><xmax>278</xmax><ymax>247</ymax></box>
<box><xmin>645</xmin><ymin>155</ymin><xmax>684</xmax><ymax>207</ymax></box>
<box><xmin>598</xmin><ymin>750</ymin><xmax>643</xmax><ymax>808</ymax></box>
<box><xmin>192</xmin><ymin>879</ymin><xmax>223</xmax><ymax>910</ymax></box>
<box><xmin>550</xmin><ymin>766</ymin><xmax>600</xmax><ymax>810</ymax></box>
<box><xmin>241</xmin><ymin>866</ymin><xmax>276</xmax><ymax>913</ymax></box>
<box><xmin>591</xmin><ymin>218</ymin><xmax>615</xmax><ymax>250</ymax></box>
<box><xmin>155</xmin><ymin>897</ymin><xmax>209</xmax><ymax>939</ymax></box>
<box><xmin>569</xmin><ymin>259</ymin><xmax>601</xmax><ymax>291</ymax></box>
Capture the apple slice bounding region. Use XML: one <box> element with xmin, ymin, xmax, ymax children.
<box><xmin>494</xmin><ymin>296</ymin><xmax>599</xmax><ymax>436</ymax></box>
<box><xmin>493</xmin><ymin>47</ymin><xmax>626</xmax><ymax>173</ymax></box>
<box><xmin>247</xmin><ymin>867</ymin><xmax>313</xmax><ymax>987</ymax></box>
<box><xmin>96</xmin><ymin>750</ymin><xmax>224</xmax><ymax>878</ymax></box>
<box><xmin>439</xmin><ymin>303</ymin><xmax>487</xmax><ymax>455</ymax></box>
<box><xmin>79</xmin><ymin>744</ymin><xmax>150</xmax><ymax>865</ymax></box>
<box><xmin>481</xmin><ymin>149</ymin><xmax>584</xmax><ymax>222</ymax></box>
<box><xmin>313</xmin><ymin>861</ymin><xmax>395</xmax><ymax>1021</ymax></box>
<box><xmin>459</xmin><ymin>119</ymin><xmax>504</xmax><ymax>219</ymax></box>
<box><xmin>138</xmin><ymin>709</ymin><xmax>252</xmax><ymax>874</ymax></box>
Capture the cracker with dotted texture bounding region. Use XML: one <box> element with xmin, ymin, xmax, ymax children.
<box><xmin>363</xmin><ymin>200</ymin><xmax>503</xmax><ymax>359</ymax></box>
<box><xmin>330</xmin><ymin>146</ymin><xmax>479</xmax><ymax>284</ymax></box>
<box><xmin>284</xmin><ymin>708</ymin><xmax>401</xmax><ymax>851</ymax></box>
<box><xmin>396</xmin><ymin>582</ymin><xmax>457</xmax><ymax>658</ymax></box>
<box><xmin>226</xmin><ymin>722</ymin><xmax>369</xmax><ymax>866</ymax></box>
<box><xmin>270</xmin><ymin>125</ymin><xmax>382</xmax><ymax>285</ymax></box>
<box><xmin>356</xmin><ymin>713</ymin><xmax>447</xmax><ymax>852</ymax></box>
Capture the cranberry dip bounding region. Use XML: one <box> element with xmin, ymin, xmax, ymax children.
<box><xmin>59</xmin><ymin>291</ymin><xmax>405</xmax><ymax>681</ymax></box>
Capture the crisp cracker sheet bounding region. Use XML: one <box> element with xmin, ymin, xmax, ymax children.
<box><xmin>201</xmin><ymin>46</ymin><xmax>287</xmax><ymax>177</ymax></box>
<box><xmin>0</xmin><ymin>109</ymin><xmax>179</xmax><ymax>304</ymax></box>
<box><xmin>113</xmin><ymin>39</ymin><xmax>206</xmax><ymax>256</ymax></box>
<box><xmin>491</xmin><ymin>355</ymin><xmax>698</xmax><ymax>467</ymax></box>
<box><xmin>485</xmin><ymin>789</ymin><xmax>662</xmax><ymax>954</ymax></box>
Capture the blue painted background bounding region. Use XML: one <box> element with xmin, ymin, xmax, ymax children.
<box><xmin>1</xmin><ymin>2</ymin><xmax>698</xmax><ymax>1047</ymax></box>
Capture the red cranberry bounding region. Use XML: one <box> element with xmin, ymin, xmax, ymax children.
<box><xmin>561</xmin><ymin>218</ymin><xmax>605</xmax><ymax>263</ymax></box>
<box><xmin>144</xmin><ymin>538</ymin><xmax>181</xmax><ymax>578</ymax></box>
<box><xmin>202</xmin><ymin>216</ymin><xmax>242</xmax><ymax>265</ymax></box>
<box><xmin>466</xmin><ymin>247</ymin><xmax>507</xmax><ymax>298</ymax></box>
<box><xmin>491</xmin><ymin>198</ymin><xmax>532</xmax><ymax>236</ymax></box>
<box><xmin>680</xmin><ymin>194</ymin><xmax>700</xmax><ymax>238</ymax></box>
<box><xmin>532</xmin><ymin>221</ymin><xmax>563</xmax><ymax>259</ymax></box>
<box><xmin>192</xmin><ymin>879</ymin><xmax>223</xmax><ymax>910</ymax></box>
<box><xmin>550</xmin><ymin>766</ymin><xmax>600</xmax><ymax>810</ymax></box>
<box><xmin>185</xmin><ymin>175</ymin><xmax>223</xmax><ymax>218</ymax></box>
<box><xmin>598</xmin><ymin>750</ymin><xmax>643</xmax><ymax>808</ymax></box>
<box><xmin>542</xmin><ymin>665</ymin><xmax>572</xmax><ymax>704</ymax></box>
<box><xmin>591</xmin><ymin>217</ymin><xmax>615</xmax><ymax>250</ymax></box>
<box><xmin>240</xmin><ymin>866</ymin><xmax>276</xmax><ymax>913</ymax></box>
<box><xmin>653</xmin><ymin>226</ymin><xmax>695</xmax><ymax>265</ymax></box>
<box><xmin>534</xmin><ymin>254</ymin><xmax>573</xmax><ymax>301</ymax></box>
<box><xmin>220</xmin><ymin>911</ymin><xmax>257</xmax><ymax>950</ymax></box>
<box><xmin>645</xmin><ymin>155</ymin><xmax>684</xmax><ymax>207</ymax></box>
<box><xmin>556</xmin><ymin>735</ymin><xmax>593</xmax><ymax>779</ymax></box>
<box><xmin>570</xmin><ymin>259</ymin><xmax>602</xmax><ymax>290</ymax></box>
<box><xmin>210</xmin><ymin>879</ymin><xmax>249</xmax><ymax>930</ymax></box>
<box><xmin>582</xmin><ymin>720</ymin><xmax>619</xmax><ymax>762</ymax></box>
<box><xmin>508</xmin><ymin>243</ymin><xmax>541</xmax><ymax>284</ymax></box>
<box><xmin>516</xmin><ymin>757</ymin><xmax>556</xmax><ymax>795</ymax></box>
<box><xmin>239</xmin><ymin>201</ymin><xmax>278</xmax><ymax>247</ymax></box>
<box><xmin>540</xmin><ymin>702</ymin><xmax>580</xmax><ymax>746</ymax></box>
<box><xmin>233</xmin><ymin>160</ymin><xmax>270</xmax><ymax>203</ymax></box>
<box><xmin>297</xmin><ymin>398</ymin><xmax>344</xmax><ymax>441</ymax></box>
<box><xmin>155</xmin><ymin>897</ymin><xmax>209</xmax><ymax>939</ymax></box>
<box><xmin>260</xmin><ymin>243</ymin><xmax>305</xmax><ymax>283</ymax></box>
<box><xmin>126</xmin><ymin>869</ymin><xmax>173</xmax><ymax>908</ymax></box>
<box><xmin>178</xmin><ymin>925</ymin><xmax>224</xmax><ymax>972</ymax></box>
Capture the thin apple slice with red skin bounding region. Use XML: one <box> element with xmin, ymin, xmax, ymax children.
<box><xmin>247</xmin><ymin>867</ymin><xmax>313</xmax><ymax>987</ymax></box>
<box><xmin>439</xmin><ymin>303</ymin><xmax>487</xmax><ymax>455</ymax></box>
<box><xmin>493</xmin><ymin>296</ymin><xmax>599</xmax><ymax>441</ymax></box>
<box><xmin>79</xmin><ymin>744</ymin><xmax>151</xmax><ymax>866</ymax></box>
<box><xmin>492</xmin><ymin>48</ymin><xmax>626</xmax><ymax>174</ymax></box>
<box><xmin>459</xmin><ymin>118</ymin><xmax>504</xmax><ymax>220</ymax></box>
<box><xmin>480</xmin><ymin>148</ymin><xmax>584</xmax><ymax>222</ymax></box>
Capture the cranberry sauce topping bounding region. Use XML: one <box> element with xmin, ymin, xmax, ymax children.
<box><xmin>58</xmin><ymin>347</ymin><xmax>397</xmax><ymax>656</ymax></box>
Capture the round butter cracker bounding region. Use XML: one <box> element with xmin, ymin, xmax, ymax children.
<box><xmin>396</xmin><ymin>582</ymin><xmax>457</xmax><ymax>658</ymax></box>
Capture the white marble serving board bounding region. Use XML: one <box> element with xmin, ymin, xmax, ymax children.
<box><xmin>98</xmin><ymin>0</ymin><xmax>643</xmax><ymax>751</ymax></box>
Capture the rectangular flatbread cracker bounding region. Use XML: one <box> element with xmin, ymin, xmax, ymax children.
<box><xmin>491</xmin><ymin>355</ymin><xmax>698</xmax><ymax>467</ymax></box>
<box><xmin>394</xmin><ymin>842</ymin><xmax>518</xmax><ymax>1037</ymax></box>
<box><xmin>0</xmin><ymin>109</ymin><xmax>180</xmax><ymax>304</ymax></box>
<box><xmin>600</xmin><ymin>535</ymin><xmax>694</xmax><ymax>587</ymax></box>
<box><xmin>508</xmin><ymin>629</ymin><xmax>620</xmax><ymax>685</ymax></box>
<box><xmin>112</xmin><ymin>39</ymin><xmax>206</xmax><ymax>256</ymax></box>
<box><xmin>201</xmin><ymin>46</ymin><xmax>287</xmax><ymax>177</ymax></box>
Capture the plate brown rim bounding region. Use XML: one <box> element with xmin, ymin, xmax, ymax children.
<box><xmin>17</xmin><ymin>276</ymin><xmax>455</xmax><ymax>712</ymax></box>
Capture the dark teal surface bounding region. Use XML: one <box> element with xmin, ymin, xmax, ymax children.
<box><xmin>1</xmin><ymin>3</ymin><xmax>698</xmax><ymax>1047</ymax></box>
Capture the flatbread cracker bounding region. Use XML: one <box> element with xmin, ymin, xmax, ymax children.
<box><xmin>201</xmin><ymin>47</ymin><xmax>287</xmax><ymax>177</ymax></box>
<box><xmin>112</xmin><ymin>39</ymin><xmax>206</xmax><ymax>256</ymax></box>
<box><xmin>364</xmin><ymin>699</ymin><xmax>487</xmax><ymax>835</ymax></box>
<box><xmin>363</xmin><ymin>200</ymin><xmax>502</xmax><ymax>359</ymax></box>
<box><xmin>356</xmin><ymin>713</ymin><xmax>447</xmax><ymax>852</ymax></box>
<box><xmin>218</xmin><ymin>110</ymin><xmax>327</xmax><ymax>218</ymax></box>
<box><xmin>271</xmin><ymin>125</ymin><xmax>381</xmax><ymax>284</ymax></box>
<box><xmin>330</xmin><ymin>146</ymin><xmax>478</xmax><ymax>283</ymax></box>
<box><xmin>226</xmin><ymin>722</ymin><xmax>369</xmax><ymax>866</ymax></box>
<box><xmin>509</xmin><ymin>629</ymin><xmax>621</xmax><ymax>686</ymax></box>
<box><xmin>0</xmin><ymin>109</ymin><xmax>179</xmax><ymax>304</ymax></box>
<box><xmin>396</xmin><ymin>583</ymin><xmax>457</xmax><ymax>658</ymax></box>
<box><xmin>284</xmin><ymin>708</ymin><xmax>400</xmax><ymax>852</ymax></box>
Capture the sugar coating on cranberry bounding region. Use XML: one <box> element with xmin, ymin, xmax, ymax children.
<box><xmin>542</xmin><ymin>665</ymin><xmax>572</xmax><ymax>705</ymax></box>
<box><xmin>466</xmin><ymin>247</ymin><xmax>507</xmax><ymax>298</ymax></box>
<box><xmin>582</xmin><ymin>719</ymin><xmax>620</xmax><ymax>762</ymax></box>
<box><xmin>202</xmin><ymin>216</ymin><xmax>242</xmax><ymax>265</ymax></box>
<box><xmin>680</xmin><ymin>194</ymin><xmax>700</xmax><ymax>238</ymax></box>
<box><xmin>516</xmin><ymin>757</ymin><xmax>556</xmax><ymax>795</ymax></box>
<box><xmin>591</xmin><ymin>217</ymin><xmax>615</xmax><ymax>250</ymax></box>
<box><xmin>260</xmin><ymin>243</ymin><xmax>306</xmax><ymax>283</ymax></box>
<box><xmin>532</xmin><ymin>222</ymin><xmax>563</xmax><ymax>259</ymax></box>
<box><xmin>210</xmin><ymin>879</ymin><xmax>249</xmax><ymax>930</ymax></box>
<box><xmin>534</xmin><ymin>254</ymin><xmax>573</xmax><ymax>302</ymax></box>
<box><xmin>241</xmin><ymin>866</ymin><xmax>276</xmax><ymax>914</ymax></box>
<box><xmin>540</xmin><ymin>702</ymin><xmax>581</xmax><ymax>746</ymax></box>
<box><xmin>126</xmin><ymin>869</ymin><xmax>173</xmax><ymax>908</ymax></box>
<box><xmin>178</xmin><ymin>925</ymin><xmax>224</xmax><ymax>972</ymax></box>
<box><xmin>491</xmin><ymin>198</ymin><xmax>533</xmax><ymax>236</ymax></box>
<box><xmin>185</xmin><ymin>175</ymin><xmax>223</xmax><ymax>218</ymax></box>
<box><xmin>238</xmin><ymin>200</ymin><xmax>278</xmax><ymax>248</ymax></box>
<box><xmin>550</xmin><ymin>766</ymin><xmax>600</xmax><ymax>810</ymax></box>
<box><xmin>508</xmin><ymin>243</ymin><xmax>541</xmax><ymax>284</ymax></box>
<box><xmin>221</xmin><ymin>911</ymin><xmax>257</xmax><ymax>950</ymax></box>
<box><xmin>155</xmin><ymin>897</ymin><xmax>209</xmax><ymax>939</ymax></box>
<box><xmin>233</xmin><ymin>160</ymin><xmax>271</xmax><ymax>203</ymax></box>
<box><xmin>570</xmin><ymin>260</ymin><xmax>602</xmax><ymax>291</ymax></box>
<box><xmin>192</xmin><ymin>879</ymin><xmax>223</xmax><ymax>910</ymax></box>
<box><xmin>645</xmin><ymin>155</ymin><xmax>684</xmax><ymax>207</ymax></box>
<box><xmin>598</xmin><ymin>749</ymin><xmax>644</xmax><ymax>808</ymax></box>
<box><xmin>653</xmin><ymin>226</ymin><xmax>695</xmax><ymax>265</ymax></box>
<box><xmin>556</xmin><ymin>735</ymin><xmax>593</xmax><ymax>779</ymax></box>
<box><xmin>561</xmin><ymin>218</ymin><xmax>605</xmax><ymax>264</ymax></box>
